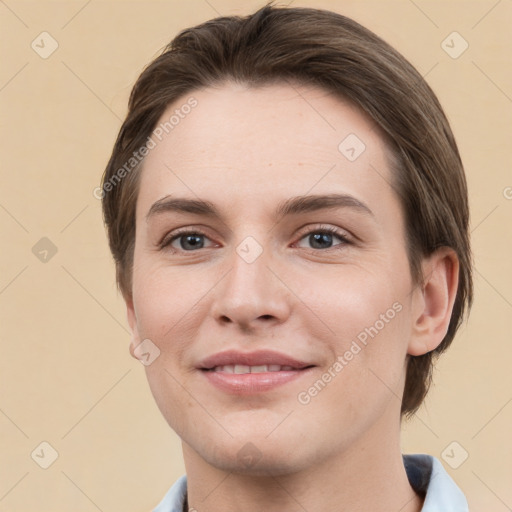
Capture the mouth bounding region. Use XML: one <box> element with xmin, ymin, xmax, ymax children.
<box><xmin>200</xmin><ymin>365</ymin><xmax>316</xmax><ymax>395</ymax></box>
<box><xmin>197</xmin><ymin>350</ymin><xmax>316</xmax><ymax>395</ymax></box>
<box><xmin>202</xmin><ymin>364</ymin><xmax>315</xmax><ymax>374</ymax></box>
<box><xmin>197</xmin><ymin>349</ymin><xmax>314</xmax><ymax>372</ymax></box>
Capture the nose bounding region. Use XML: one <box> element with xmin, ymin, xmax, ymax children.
<box><xmin>211</xmin><ymin>239</ymin><xmax>292</xmax><ymax>332</ymax></box>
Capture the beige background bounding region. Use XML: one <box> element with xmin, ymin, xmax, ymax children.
<box><xmin>1</xmin><ymin>0</ymin><xmax>511</xmax><ymax>510</ymax></box>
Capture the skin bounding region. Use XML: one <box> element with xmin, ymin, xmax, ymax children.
<box><xmin>126</xmin><ymin>81</ymin><xmax>459</xmax><ymax>512</ymax></box>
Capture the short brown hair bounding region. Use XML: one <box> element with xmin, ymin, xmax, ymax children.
<box><xmin>101</xmin><ymin>3</ymin><xmax>473</xmax><ymax>418</ymax></box>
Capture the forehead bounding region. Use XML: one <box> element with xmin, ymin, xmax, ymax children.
<box><xmin>136</xmin><ymin>81</ymin><xmax>397</xmax><ymax>220</ymax></box>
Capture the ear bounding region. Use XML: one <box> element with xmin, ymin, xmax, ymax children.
<box><xmin>126</xmin><ymin>296</ymin><xmax>141</xmax><ymax>360</ymax></box>
<box><xmin>407</xmin><ymin>247</ymin><xmax>459</xmax><ymax>356</ymax></box>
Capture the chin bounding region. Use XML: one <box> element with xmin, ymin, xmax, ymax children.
<box><xmin>198</xmin><ymin>436</ymin><xmax>312</xmax><ymax>477</ymax></box>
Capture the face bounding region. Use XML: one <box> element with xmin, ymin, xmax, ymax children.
<box><xmin>127</xmin><ymin>82</ymin><xmax>422</xmax><ymax>475</ymax></box>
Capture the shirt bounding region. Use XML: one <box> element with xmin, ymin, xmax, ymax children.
<box><xmin>153</xmin><ymin>453</ymin><xmax>469</xmax><ymax>512</ymax></box>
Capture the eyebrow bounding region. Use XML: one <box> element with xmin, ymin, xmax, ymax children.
<box><xmin>146</xmin><ymin>193</ymin><xmax>374</xmax><ymax>222</ymax></box>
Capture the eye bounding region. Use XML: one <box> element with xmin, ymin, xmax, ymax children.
<box><xmin>159</xmin><ymin>225</ymin><xmax>352</xmax><ymax>253</ymax></box>
<box><xmin>160</xmin><ymin>229</ymin><xmax>215</xmax><ymax>251</ymax></box>
<box><xmin>295</xmin><ymin>225</ymin><xmax>352</xmax><ymax>250</ymax></box>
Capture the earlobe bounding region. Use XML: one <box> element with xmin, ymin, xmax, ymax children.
<box><xmin>408</xmin><ymin>247</ymin><xmax>459</xmax><ymax>356</ymax></box>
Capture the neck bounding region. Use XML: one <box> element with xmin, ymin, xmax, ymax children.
<box><xmin>182</xmin><ymin>414</ymin><xmax>424</xmax><ymax>512</ymax></box>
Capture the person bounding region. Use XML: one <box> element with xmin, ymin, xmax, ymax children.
<box><xmin>100</xmin><ymin>3</ymin><xmax>473</xmax><ymax>511</ymax></box>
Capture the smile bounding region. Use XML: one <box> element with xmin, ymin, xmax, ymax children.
<box><xmin>201</xmin><ymin>365</ymin><xmax>315</xmax><ymax>395</ymax></box>
<box><xmin>206</xmin><ymin>364</ymin><xmax>300</xmax><ymax>374</ymax></box>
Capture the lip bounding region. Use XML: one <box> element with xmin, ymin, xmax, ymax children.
<box><xmin>197</xmin><ymin>349</ymin><xmax>316</xmax><ymax>395</ymax></box>
<box><xmin>197</xmin><ymin>349</ymin><xmax>313</xmax><ymax>370</ymax></box>
<box><xmin>202</xmin><ymin>367</ymin><xmax>315</xmax><ymax>395</ymax></box>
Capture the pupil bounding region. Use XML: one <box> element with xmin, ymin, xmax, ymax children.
<box><xmin>182</xmin><ymin>235</ymin><xmax>203</xmax><ymax>250</ymax></box>
<box><xmin>311</xmin><ymin>233</ymin><xmax>332</xmax><ymax>249</ymax></box>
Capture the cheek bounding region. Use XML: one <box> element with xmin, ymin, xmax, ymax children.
<box><xmin>131</xmin><ymin>264</ymin><xmax>215</xmax><ymax>427</ymax></box>
<box><xmin>295</xmin><ymin>310</ymin><xmax>410</xmax><ymax>444</ymax></box>
<box><xmin>132</xmin><ymin>261</ymin><xmax>205</xmax><ymax>343</ymax></box>
<box><xmin>300</xmin><ymin>267</ymin><xmax>411</xmax><ymax>409</ymax></box>
<box><xmin>144</xmin><ymin>368</ymin><xmax>197</xmax><ymax>440</ymax></box>
<box><xmin>299</xmin><ymin>259</ymin><xmax>409</xmax><ymax>340</ymax></box>
<box><xmin>131</xmin><ymin>266</ymin><xmax>203</xmax><ymax>429</ymax></box>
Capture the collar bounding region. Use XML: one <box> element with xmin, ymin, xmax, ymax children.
<box><xmin>153</xmin><ymin>454</ymin><xmax>469</xmax><ymax>512</ymax></box>
<box><xmin>403</xmin><ymin>454</ymin><xmax>469</xmax><ymax>511</ymax></box>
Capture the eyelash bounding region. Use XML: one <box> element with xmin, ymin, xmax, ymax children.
<box><xmin>159</xmin><ymin>225</ymin><xmax>352</xmax><ymax>253</ymax></box>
